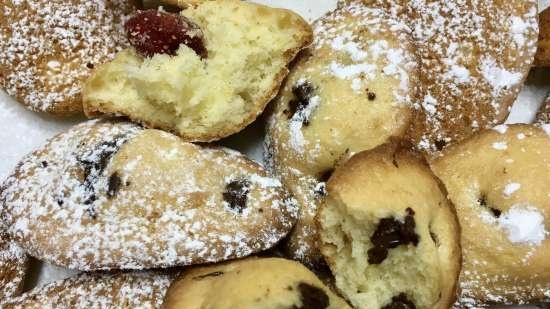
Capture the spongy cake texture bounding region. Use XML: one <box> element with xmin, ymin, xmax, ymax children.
<box><xmin>432</xmin><ymin>124</ymin><xmax>550</xmax><ymax>307</ymax></box>
<box><xmin>318</xmin><ymin>142</ymin><xmax>461</xmax><ymax>309</ymax></box>
<box><xmin>84</xmin><ymin>0</ymin><xmax>313</xmax><ymax>142</ymax></box>
<box><xmin>266</xmin><ymin>1</ymin><xmax>418</xmax><ymax>268</ymax></box>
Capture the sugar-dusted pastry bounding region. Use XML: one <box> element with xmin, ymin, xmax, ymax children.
<box><xmin>162</xmin><ymin>257</ymin><xmax>352</xmax><ymax>309</ymax></box>
<box><xmin>2</xmin><ymin>271</ymin><xmax>174</xmax><ymax>309</ymax></box>
<box><xmin>265</xmin><ymin>1</ymin><xmax>418</xmax><ymax>269</ymax></box>
<box><xmin>432</xmin><ymin>124</ymin><xmax>550</xmax><ymax>307</ymax></box>
<box><xmin>83</xmin><ymin>0</ymin><xmax>313</xmax><ymax>142</ymax></box>
<box><xmin>1</xmin><ymin>120</ymin><xmax>297</xmax><ymax>270</ymax></box>
<box><xmin>535</xmin><ymin>7</ymin><xmax>550</xmax><ymax>66</ymax></box>
<box><xmin>536</xmin><ymin>92</ymin><xmax>550</xmax><ymax>124</ymax></box>
<box><xmin>318</xmin><ymin>141</ymin><xmax>461</xmax><ymax>309</ymax></box>
<box><xmin>0</xmin><ymin>231</ymin><xmax>27</xmax><ymax>300</ymax></box>
<box><xmin>0</xmin><ymin>0</ymin><xmax>137</xmax><ymax>115</ymax></box>
<box><xmin>349</xmin><ymin>0</ymin><xmax>538</xmax><ymax>156</ymax></box>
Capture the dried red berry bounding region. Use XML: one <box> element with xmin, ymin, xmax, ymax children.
<box><xmin>125</xmin><ymin>10</ymin><xmax>207</xmax><ymax>58</ymax></box>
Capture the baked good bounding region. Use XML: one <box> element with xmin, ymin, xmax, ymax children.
<box><xmin>0</xmin><ymin>0</ymin><xmax>137</xmax><ymax>115</ymax></box>
<box><xmin>536</xmin><ymin>92</ymin><xmax>550</xmax><ymax>124</ymax></box>
<box><xmin>1</xmin><ymin>271</ymin><xmax>174</xmax><ymax>308</ymax></box>
<box><xmin>535</xmin><ymin>7</ymin><xmax>550</xmax><ymax>66</ymax></box>
<box><xmin>353</xmin><ymin>0</ymin><xmax>538</xmax><ymax>156</ymax></box>
<box><xmin>265</xmin><ymin>1</ymin><xmax>418</xmax><ymax>269</ymax></box>
<box><xmin>83</xmin><ymin>0</ymin><xmax>313</xmax><ymax>142</ymax></box>
<box><xmin>0</xmin><ymin>231</ymin><xmax>27</xmax><ymax>300</ymax></box>
<box><xmin>318</xmin><ymin>141</ymin><xmax>461</xmax><ymax>309</ymax></box>
<box><xmin>162</xmin><ymin>257</ymin><xmax>352</xmax><ymax>309</ymax></box>
<box><xmin>1</xmin><ymin>119</ymin><xmax>297</xmax><ymax>270</ymax></box>
<box><xmin>432</xmin><ymin>124</ymin><xmax>550</xmax><ymax>307</ymax></box>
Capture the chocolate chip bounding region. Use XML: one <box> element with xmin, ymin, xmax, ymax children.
<box><xmin>192</xmin><ymin>271</ymin><xmax>224</xmax><ymax>280</ymax></box>
<box><xmin>368</xmin><ymin>92</ymin><xmax>376</xmax><ymax>101</ymax></box>
<box><xmin>41</xmin><ymin>161</ymin><xmax>48</xmax><ymax>168</ymax></box>
<box><xmin>86</xmin><ymin>63</ymin><xmax>94</xmax><ymax>69</ymax></box>
<box><xmin>478</xmin><ymin>194</ymin><xmax>501</xmax><ymax>217</ymax></box>
<box><xmin>286</xmin><ymin>81</ymin><xmax>316</xmax><ymax>124</ymax></box>
<box><xmin>382</xmin><ymin>293</ymin><xmax>416</xmax><ymax>309</ymax></box>
<box><xmin>435</xmin><ymin>140</ymin><xmax>447</xmax><ymax>151</ymax></box>
<box><xmin>107</xmin><ymin>172</ymin><xmax>122</xmax><ymax>198</ymax></box>
<box><xmin>293</xmin><ymin>283</ymin><xmax>329</xmax><ymax>309</ymax></box>
<box><xmin>56</xmin><ymin>199</ymin><xmax>64</xmax><ymax>206</ymax></box>
<box><xmin>292</xmin><ymin>81</ymin><xmax>315</xmax><ymax>102</ymax></box>
<box><xmin>368</xmin><ymin>207</ymin><xmax>420</xmax><ymax>264</ymax></box>
<box><xmin>223</xmin><ymin>179</ymin><xmax>251</xmax><ymax>213</ymax></box>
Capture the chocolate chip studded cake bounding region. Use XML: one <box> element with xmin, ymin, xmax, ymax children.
<box><xmin>265</xmin><ymin>1</ymin><xmax>418</xmax><ymax>270</ymax></box>
<box><xmin>0</xmin><ymin>0</ymin><xmax>137</xmax><ymax>115</ymax></box>
<box><xmin>162</xmin><ymin>257</ymin><xmax>352</xmax><ymax>309</ymax></box>
<box><xmin>318</xmin><ymin>141</ymin><xmax>461</xmax><ymax>309</ymax></box>
<box><xmin>432</xmin><ymin>124</ymin><xmax>550</xmax><ymax>308</ymax></box>
<box><xmin>0</xmin><ymin>119</ymin><xmax>297</xmax><ymax>270</ymax></box>
<box><xmin>83</xmin><ymin>0</ymin><xmax>313</xmax><ymax>142</ymax></box>
<box><xmin>2</xmin><ymin>271</ymin><xmax>174</xmax><ymax>309</ymax></box>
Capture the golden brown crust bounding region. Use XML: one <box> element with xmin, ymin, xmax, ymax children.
<box><xmin>162</xmin><ymin>257</ymin><xmax>352</xmax><ymax>309</ymax></box>
<box><xmin>536</xmin><ymin>92</ymin><xmax>550</xmax><ymax>124</ymax></box>
<box><xmin>318</xmin><ymin>140</ymin><xmax>461</xmax><ymax>309</ymax></box>
<box><xmin>1</xmin><ymin>120</ymin><xmax>297</xmax><ymax>270</ymax></box>
<box><xmin>2</xmin><ymin>272</ymin><xmax>174</xmax><ymax>309</ymax></box>
<box><xmin>535</xmin><ymin>7</ymin><xmax>550</xmax><ymax>66</ymax></box>
<box><xmin>0</xmin><ymin>0</ymin><xmax>137</xmax><ymax>116</ymax></box>
<box><xmin>83</xmin><ymin>0</ymin><xmax>313</xmax><ymax>142</ymax></box>
<box><xmin>432</xmin><ymin>124</ymin><xmax>550</xmax><ymax>307</ymax></box>
<box><xmin>0</xmin><ymin>231</ymin><xmax>27</xmax><ymax>300</ymax></box>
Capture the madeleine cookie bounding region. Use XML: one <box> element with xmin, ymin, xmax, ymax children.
<box><xmin>353</xmin><ymin>0</ymin><xmax>538</xmax><ymax>155</ymax></box>
<box><xmin>1</xmin><ymin>119</ymin><xmax>297</xmax><ymax>270</ymax></box>
<box><xmin>83</xmin><ymin>0</ymin><xmax>313</xmax><ymax>142</ymax></box>
<box><xmin>535</xmin><ymin>7</ymin><xmax>550</xmax><ymax>66</ymax></box>
<box><xmin>536</xmin><ymin>92</ymin><xmax>550</xmax><ymax>124</ymax></box>
<box><xmin>0</xmin><ymin>0</ymin><xmax>137</xmax><ymax>115</ymax></box>
<box><xmin>265</xmin><ymin>2</ymin><xmax>418</xmax><ymax>268</ymax></box>
<box><xmin>162</xmin><ymin>257</ymin><xmax>352</xmax><ymax>309</ymax></box>
<box><xmin>318</xmin><ymin>141</ymin><xmax>461</xmax><ymax>309</ymax></box>
<box><xmin>432</xmin><ymin>124</ymin><xmax>550</xmax><ymax>307</ymax></box>
<box><xmin>0</xmin><ymin>231</ymin><xmax>27</xmax><ymax>300</ymax></box>
<box><xmin>2</xmin><ymin>271</ymin><xmax>174</xmax><ymax>308</ymax></box>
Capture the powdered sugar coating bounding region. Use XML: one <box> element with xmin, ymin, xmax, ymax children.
<box><xmin>0</xmin><ymin>0</ymin><xmax>136</xmax><ymax>114</ymax></box>
<box><xmin>1</xmin><ymin>120</ymin><xmax>297</xmax><ymax>270</ymax></box>
<box><xmin>0</xmin><ymin>231</ymin><xmax>27</xmax><ymax>300</ymax></box>
<box><xmin>362</xmin><ymin>0</ymin><xmax>538</xmax><ymax>155</ymax></box>
<box><xmin>2</xmin><ymin>271</ymin><xmax>174</xmax><ymax>309</ymax></box>
<box><xmin>535</xmin><ymin>92</ymin><xmax>550</xmax><ymax>124</ymax></box>
<box><xmin>266</xmin><ymin>2</ymin><xmax>418</xmax><ymax>267</ymax></box>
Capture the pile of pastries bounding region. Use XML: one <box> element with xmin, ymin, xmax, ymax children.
<box><xmin>0</xmin><ymin>0</ymin><xmax>548</xmax><ymax>308</ymax></box>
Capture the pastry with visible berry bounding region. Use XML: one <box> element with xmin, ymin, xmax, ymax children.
<box><xmin>0</xmin><ymin>231</ymin><xmax>27</xmax><ymax>300</ymax></box>
<box><xmin>2</xmin><ymin>271</ymin><xmax>173</xmax><ymax>309</ymax></box>
<box><xmin>162</xmin><ymin>257</ymin><xmax>352</xmax><ymax>309</ymax></box>
<box><xmin>1</xmin><ymin>119</ymin><xmax>297</xmax><ymax>270</ymax></box>
<box><xmin>0</xmin><ymin>0</ymin><xmax>137</xmax><ymax>115</ymax></box>
<box><xmin>432</xmin><ymin>124</ymin><xmax>550</xmax><ymax>307</ymax></box>
<box><xmin>318</xmin><ymin>141</ymin><xmax>461</xmax><ymax>309</ymax></box>
<box><xmin>265</xmin><ymin>2</ymin><xmax>418</xmax><ymax>269</ymax></box>
<box><xmin>535</xmin><ymin>7</ymin><xmax>550</xmax><ymax>66</ymax></box>
<box><xmin>83</xmin><ymin>0</ymin><xmax>313</xmax><ymax>142</ymax></box>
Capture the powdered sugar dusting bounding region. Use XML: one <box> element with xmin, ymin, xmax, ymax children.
<box><xmin>2</xmin><ymin>271</ymin><xmax>174</xmax><ymax>308</ymax></box>
<box><xmin>498</xmin><ymin>206</ymin><xmax>547</xmax><ymax>245</ymax></box>
<box><xmin>503</xmin><ymin>182</ymin><xmax>521</xmax><ymax>197</ymax></box>
<box><xmin>0</xmin><ymin>232</ymin><xmax>27</xmax><ymax>300</ymax></box>
<box><xmin>1</xmin><ymin>120</ymin><xmax>297</xmax><ymax>270</ymax></box>
<box><xmin>0</xmin><ymin>0</ymin><xmax>135</xmax><ymax>113</ymax></box>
